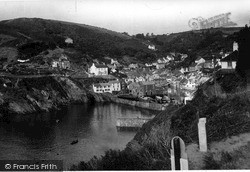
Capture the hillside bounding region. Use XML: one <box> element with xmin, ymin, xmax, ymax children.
<box><xmin>142</xmin><ymin>27</ymin><xmax>243</xmax><ymax>67</ymax></box>
<box><xmin>0</xmin><ymin>17</ymin><xmax>157</xmax><ymax>67</ymax></box>
<box><xmin>0</xmin><ymin>17</ymin><xmax>244</xmax><ymax>70</ymax></box>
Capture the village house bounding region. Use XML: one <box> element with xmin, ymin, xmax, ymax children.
<box><xmin>157</xmin><ymin>57</ymin><xmax>168</xmax><ymax>64</ymax></box>
<box><xmin>92</xmin><ymin>83</ymin><xmax>112</xmax><ymax>93</ymax></box>
<box><xmin>128</xmin><ymin>82</ymin><xmax>143</xmax><ymax>97</ymax></box>
<box><xmin>179</xmin><ymin>78</ymin><xmax>188</xmax><ymax>88</ymax></box>
<box><xmin>148</xmin><ymin>44</ymin><xmax>156</xmax><ymax>50</ymax></box>
<box><xmin>204</xmin><ymin>59</ymin><xmax>214</xmax><ymax>68</ymax></box>
<box><xmin>65</xmin><ymin>37</ymin><xmax>73</xmax><ymax>44</ymax></box>
<box><xmin>92</xmin><ymin>80</ymin><xmax>121</xmax><ymax>93</ymax></box>
<box><xmin>108</xmin><ymin>80</ymin><xmax>121</xmax><ymax>92</ymax></box>
<box><xmin>154</xmin><ymin>85</ymin><xmax>168</xmax><ymax>95</ymax></box>
<box><xmin>156</xmin><ymin>63</ymin><xmax>165</xmax><ymax>69</ymax></box>
<box><xmin>189</xmin><ymin>62</ymin><xmax>198</xmax><ymax>72</ymax></box>
<box><xmin>195</xmin><ymin>57</ymin><xmax>206</xmax><ymax>64</ymax></box>
<box><xmin>220</xmin><ymin>42</ymin><xmax>238</xmax><ymax>70</ymax></box>
<box><xmin>125</xmin><ymin>76</ymin><xmax>135</xmax><ymax>83</ymax></box>
<box><xmin>135</xmin><ymin>76</ymin><xmax>146</xmax><ymax>82</ymax></box>
<box><xmin>233</xmin><ymin>41</ymin><xmax>238</xmax><ymax>51</ymax></box>
<box><xmin>129</xmin><ymin>63</ymin><xmax>139</xmax><ymax>69</ymax></box>
<box><xmin>180</xmin><ymin>67</ymin><xmax>189</xmax><ymax>73</ymax></box>
<box><xmin>51</xmin><ymin>54</ymin><xmax>70</xmax><ymax>69</ymax></box>
<box><xmin>119</xmin><ymin>79</ymin><xmax>128</xmax><ymax>92</ymax></box>
<box><xmin>215</xmin><ymin>58</ymin><xmax>221</xmax><ymax>67</ymax></box>
<box><xmin>145</xmin><ymin>63</ymin><xmax>153</xmax><ymax>67</ymax></box>
<box><xmin>110</xmin><ymin>58</ymin><xmax>119</xmax><ymax>65</ymax></box>
<box><xmin>220</xmin><ymin>50</ymin><xmax>238</xmax><ymax>70</ymax></box>
<box><xmin>184</xmin><ymin>90</ymin><xmax>195</xmax><ymax>104</ymax></box>
<box><xmin>128</xmin><ymin>81</ymin><xmax>156</xmax><ymax>97</ymax></box>
<box><xmin>88</xmin><ymin>63</ymin><xmax>108</xmax><ymax>76</ymax></box>
<box><xmin>124</xmin><ymin>71</ymin><xmax>139</xmax><ymax>83</ymax></box>
<box><xmin>166</xmin><ymin>54</ymin><xmax>175</xmax><ymax>61</ymax></box>
<box><xmin>140</xmin><ymin>81</ymin><xmax>156</xmax><ymax>96</ymax></box>
<box><xmin>184</xmin><ymin>79</ymin><xmax>197</xmax><ymax>90</ymax></box>
<box><xmin>107</xmin><ymin>64</ymin><xmax>117</xmax><ymax>73</ymax></box>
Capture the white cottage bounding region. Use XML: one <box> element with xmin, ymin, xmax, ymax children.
<box><xmin>89</xmin><ymin>63</ymin><xmax>108</xmax><ymax>76</ymax></box>
<box><xmin>220</xmin><ymin>51</ymin><xmax>238</xmax><ymax>70</ymax></box>
<box><xmin>195</xmin><ymin>57</ymin><xmax>206</xmax><ymax>64</ymax></box>
<box><xmin>92</xmin><ymin>80</ymin><xmax>121</xmax><ymax>93</ymax></box>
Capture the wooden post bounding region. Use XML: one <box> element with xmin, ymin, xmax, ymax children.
<box><xmin>198</xmin><ymin>118</ymin><xmax>207</xmax><ymax>152</ymax></box>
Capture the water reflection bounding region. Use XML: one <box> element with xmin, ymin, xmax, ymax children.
<box><xmin>0</xmin><ymin>103</ymin><xmax>156</xmax><ymax>169</ymax></box>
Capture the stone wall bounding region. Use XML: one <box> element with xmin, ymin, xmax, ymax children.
<box><xmin>110</xmin><ymin>97</ymin><xmax>166</xmax><ymax>111</ymax></box>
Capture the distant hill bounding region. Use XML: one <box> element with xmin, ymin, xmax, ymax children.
<box><xmin>0</xmin><ymin>17</ymin><xmax>245</xmax><ymax>69</ymax></box>
<box><xmin>0</xmin><ymin>17</ymin><xmax>154</xmax><ymax>65</ymax></box>
<box><xmin>142</xmin><ymin>27</ymin><xmax>243</xmax><ymax>67</ymax></box>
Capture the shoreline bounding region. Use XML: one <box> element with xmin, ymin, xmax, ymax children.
<box><xmin>0</xmin><ymin>75</ymin><xmax>165</xmax><ymax>119</ymax></box>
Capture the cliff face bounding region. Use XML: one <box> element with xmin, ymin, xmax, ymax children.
<box><xmin>0</xmin><ymin>76</ymin><xmax>112</xmax><ymax>116</ymax></box>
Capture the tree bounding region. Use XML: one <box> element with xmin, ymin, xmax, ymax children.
<box><xmin>135</xmin><ymin>33</ymin><xmax>145</xmax><ymax>39</ymax></box>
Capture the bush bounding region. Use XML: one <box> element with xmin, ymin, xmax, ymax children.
<box><xmin>70</xmin><ymin>142</ymin><xmax>171</xmax><ymax>170</ymax></box>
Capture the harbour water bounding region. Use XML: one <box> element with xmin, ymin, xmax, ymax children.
<box><xmin>0</xmin><ymin>103</ymin><xmax>156</xmax><ymax>170</ymax></box>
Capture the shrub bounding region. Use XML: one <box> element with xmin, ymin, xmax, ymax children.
<box><xmin>70</xmin><ymin>142</ymin><xmax>171</xmax><ymax>170</ymax></box>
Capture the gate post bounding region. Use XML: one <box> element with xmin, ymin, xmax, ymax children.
<box><xmin>170</xmin><ymin>136</ymin><xmax>188</xmax><ymax>170</ymax></box>
<box><xmin>198</xmin><ymin>118</ymin><xmax>207</xmax><ymax>152</ymax></box>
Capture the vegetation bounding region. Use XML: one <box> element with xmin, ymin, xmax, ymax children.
<box><xmin>70</xmin><ymin>142</ymin><xmax>171</xmax><ymax>170</ymax></box>
<box><xmin>203</xmin><ymin>141</ymin><xmax>250</xmax><ymax>170</ymax></box>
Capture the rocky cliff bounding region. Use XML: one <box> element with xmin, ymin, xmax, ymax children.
<box><xmin>0</xmin><ymin>76</ymin><xmax>113</xmax><ymax>117</ymax></box>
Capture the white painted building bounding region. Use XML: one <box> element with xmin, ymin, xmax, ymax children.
<box><xmin>92</xmin><ymin>80</ymin><xmax>121</xmax><ymax>93</ymax></box>
<box><xmin>220</xmin><ymin>51</ymin><xmax>238</xmax><ymax>70</ymax></box>
<box><xmin>65</xmin><ymin>37</ymin><xmax>73</xmax><ymax>44</ymax></box>
<box><xmin>184</xmin><ymin>79</ymin><xmax>197</xmax><ymax>90</ymax></box>
<box><xmin>148</xmin><ymin>44</ymin><xmax>156</xmax><ymax>50</ymax></box>
<box><xmin>233</xmin><ymin>41</ymin><xmax>238</xmax><ymax>51</ymax></box>
<box><xmin>92</xmin><ymin>83</ymin><xmax>112</xmax><ymax>93</ymax></box>
<box><xmin>108</xmin><ymin>80</ymin><xmax>121</xmax><ymax>92</ymax></box>
<box><xmin>135</xmin><ymin>76</ymin><xmax>146</xmax><ymax>82</ymax></box>
<box><xmin>89</xmin><ymin>63</ymin><xmax>108</xmax><ymax>76</ymax></box>
<box><xmin>195</xmin><ymin>57</ymin><xmax>206</xmax><ymax>64</ymax></box>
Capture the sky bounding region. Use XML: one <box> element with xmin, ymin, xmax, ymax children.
<box><xmin>0</xmin><ymin>0</ymin><xmax>250</xmax><ymax>35</ymax></box>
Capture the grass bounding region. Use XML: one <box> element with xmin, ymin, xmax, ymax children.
<box><xmin>203</xmin><ymin>143</ymin><xmax>250</xmax><ymax>170</ymax></box>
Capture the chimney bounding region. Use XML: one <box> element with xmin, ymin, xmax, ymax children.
<box><xmin>233</xmin><ymin>41</ymin><xmax>238</xmax><ymax>51</ymax></box>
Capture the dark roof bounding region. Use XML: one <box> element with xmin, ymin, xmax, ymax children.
<box><xmin>189</xmin><ymin>62</ymin><xmax>197</xmax><ymax>67</ymax></box>
<box><xmin>196</xmin><ymin>56</ymin><xmax>203</xmax><ymax>61</ymax></box>
<box><xmin>95</xmin><ymin>64</ymin><xmax>108</xmax><ymax>68</ymax></box>
<box><xmin>220</xmin><ymin>51</ymin><xmax>238</xmax><ymax>62</ymax></box>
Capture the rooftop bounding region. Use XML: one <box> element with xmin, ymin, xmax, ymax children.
<box><xmin>220</xmin><ymin>50</ymin><xmax>238</xmax><ymax>62</ymax></box>
<box><xmin>94</xmin><ymin>63</ymin><xmax>108</xmax><ymax>68</ymax></box>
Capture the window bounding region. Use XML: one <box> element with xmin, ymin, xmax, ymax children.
<box><xmin>228</xmin><ymin>61</ymin><xmax>232</xmax><ymax>67</ymax></box>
